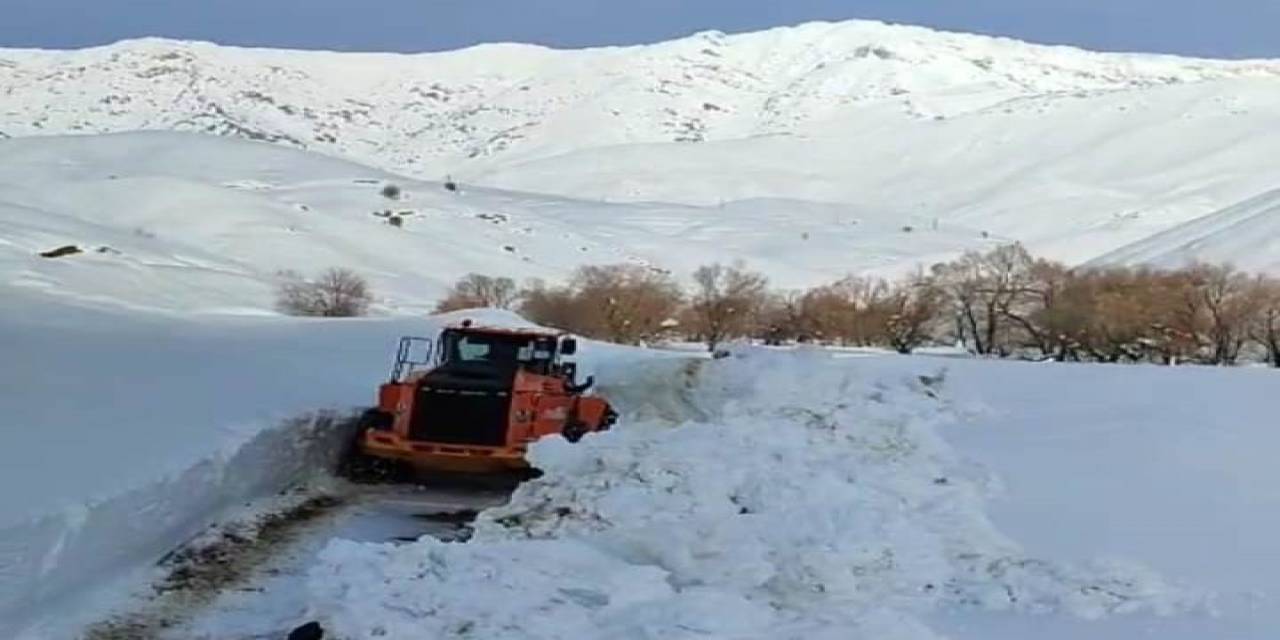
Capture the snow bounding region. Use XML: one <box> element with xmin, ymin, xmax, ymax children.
<box><xmin>0</xmin><ymin>131</ymin><xmax>1002</xmax><ymax>315</ymax></box>
<box><xmin>0</xmin><ymin>294</ymin><xmax>628</xmax><ymax>638</ymax></box>
<box><xmin>155</xmin><ymin>484</ymin><xmax>510</xmax><ymax>640</ymax></box>
<box><xmin>301</xmin><ymin>349</ymin><xmax>1247</xmax><ymax>640</ymax></box>
<box><xmin>0</xmin><ymin>292</ymin><xmax>391</xmax><ymax>638</ymax></box>
<box><xmin>1091</xmin><ymin>187</ymin><xmax>1280</xmax><ymax>273</ymax></box>
<box><xmin>938</xmin><ymin>358</ymin><xmax>1280</xmax><ymax>638</ymax></box>
<box><xmin>4</xmin><ymin>20</ymin><xmax>1280</xmax><ymax>274</ymax></box>
<box><xmin>3</xmin><ymin>17</ymin><xmax>1280</xmax><ymax>640</ymax></box>
<box><xmin>3</xmin><ymin>293</ymin><xmax>1277</xmax><ymax>638</ymax></box>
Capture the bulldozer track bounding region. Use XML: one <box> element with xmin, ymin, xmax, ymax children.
<box><xmin>83</xmin><ymin>480</ymin><xmax>511</xmax><ymax>640</ymax></box>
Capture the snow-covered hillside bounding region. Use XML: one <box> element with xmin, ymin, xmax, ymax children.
<box><xmin>1091</xmin><ymin>188</ymin><xmax>1280</xmax><ymax>272</ymax></box>
<box><xmin>0</xmin><ymin>132</ymin><xmax>1001</xmax><ymax>313</ymax></box>
<box><xmin>5</xmin><ymin>20</ymin><xmax>1280</xmax><ymax>270</ymax></box>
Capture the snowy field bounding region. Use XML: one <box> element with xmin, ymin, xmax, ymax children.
<box><xmin>2</xmin><ymin>288</ymin><xmax>1276</xmax><ymax>638</ymax></box>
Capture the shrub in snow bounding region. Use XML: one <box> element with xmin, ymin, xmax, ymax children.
<box><xmin>435</xmin><ymin>273</ymin><xmax>519</xmax><ymax>312</ymax></box>
<box><xmin>379</xmin><ymin>183</ymin><xmax>401</xmax><ymax>200</ymax></box>
<box><xmin>275</xmin><ymin>268</ymin><xmax>372</xmax><ymax>317</ymax></box>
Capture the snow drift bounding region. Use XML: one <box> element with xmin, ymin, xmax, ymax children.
<box><xmin>304</xmin><ymin>349</ymin><xmax>1201</xmax><ymax>639</ymax></box>
<box><xmin>0</xmin><ymin>290</ymin><xmax>409</xmax><ymax>638</ymax></box>
<box><xmin>0</xmin><ymin>412</ymin><xmax>354</xmax><ymax>639</ymax></box>
<box><xmin>0</xmin><ymin>298</ymin><xmax>652</xmax><ymax>638</ymax></box>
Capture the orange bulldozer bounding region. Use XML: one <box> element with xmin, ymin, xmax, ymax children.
<box><xmin>344</xmin><ymin>320</ymin><xmax>617</xmax><ymax>478</ymax></box>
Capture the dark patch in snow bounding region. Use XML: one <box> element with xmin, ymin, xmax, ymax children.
<box><xmin>82</xmin><ymin>494</ymin><xmax>347</xmax><ymax>640</ymax></box>
<box><xmin>288</xmin><ymin>620</ymin><xmax>325</xmax><ymax>640</ymax></box>
<box><xmin>475</xmin><ymin>212</ymin><xmax>509</xmax><ymax>224</ymax></box>
<box><xmin>39</xmin><ymin>245</ymin><xmax>82</xmax><ymax>258</ymax></box>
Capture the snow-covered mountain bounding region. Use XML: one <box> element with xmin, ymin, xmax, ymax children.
<box><xmin>5</xmin><ymin>21</ymin><xmax>1275</xmax><ymax>176</ymax></box>
<box><xmin>5</xmin><ymin>19</ymin><xmax>1280</xmax><ymax>312</ymax></box>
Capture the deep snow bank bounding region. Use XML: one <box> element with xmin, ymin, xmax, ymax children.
<box><xmin>305</xmin><ymin>349</ymin><xmax>1200</xmax><ymax>639</ymax></box>
<box><xmin>1</xmin><ymin>412</ymin><xmax>355</xmax><ymax>639</ymax></box>
<box><xmin>0</xmin><ymin>292</ymin><xmax>407</xmax><ymax>637</ymax></box>
<box><xmin>0</xmin><ymin>294</ymin><xmax>627</xmax><ymax>638</ymax></box>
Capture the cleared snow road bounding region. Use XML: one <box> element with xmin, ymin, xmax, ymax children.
<box><xmin>84</xmin><ymin>482</ymin><xmax>510</xmax><ymax>640</ymax></box>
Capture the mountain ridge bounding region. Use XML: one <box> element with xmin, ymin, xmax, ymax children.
<box><xmin>4</xmin><ymin>19</ymin><xmax>1279</xmax><ymax>182</ymax></box>
<box><xmin>4</xmin><ymin>20</ymin><xmax>1280</xmax><ymax>280</ymax></box>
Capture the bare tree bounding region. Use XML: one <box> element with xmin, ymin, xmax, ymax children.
<box><xmin>798</xmin><ymin>282</ymin><xmax>854</xmax><ymax>345</ymax></box>
<box><xmin>435</xmin><ymin>273</ymin><xmax>519</xmax><ymax>312</ymax></box>
<box><xmin>1249</xmin><ymin>275</ymin><xmax>1280</xmax><ymax>367</ymax></box>
<box><xmin>1072</xmin><ymin>267</ymin><xmax>1174</xmax><ymax>363</ymax></box>
<box><xmin>519</xmin><ymin>279</ymin><xmax>588</xmax><ymax>334</ymax></box>
<box><xmin>516</xmin><ymin>267</ymin><xmax>682</xmax><ymax>344</ymax></box>
<box><xmin>276</xmin><ymin>268</ymin><xmax>373</xmax><ymax>317</ymax></box>
<box><xmin>686</xmin><ymin>262</ymin><xmax>768</xmax><ymax>352</ymax></box>
<box><xmin>883</xmin><ymin>272</ymin><xmax>944</xmax><ymax>354</ymax></box>
<box><xmin>571</xmin><ymin>264</ymin><xmax>682</xmax><ymax>344</ymax></box>
<box><xmin>1181</xmin><ymin>263</ymin><xmax>1259</xmax><ymax>365</ymax></box>
<box><xmin>795</xmin><ymin>276</ymin><xmax>896</xmax><ymax>346</ymax></box>
<box><xmin>931</xmin><ymin>244</ymin><xmax>1036</xmax><ymax>355</ymax></box>
<box><xmin>832</xmin><ymin>276</ymin><xmax>892</xmax><ymax>346</ymax></box>
<box><xmin>757</xmin><ymin>290</ymin><xmax>808</xmax><ymax>345</ymax></box>
<box><xmin>997</xmin><ymin>259</ymin><xmax>1058</xmax><ymax>356</ymax></box>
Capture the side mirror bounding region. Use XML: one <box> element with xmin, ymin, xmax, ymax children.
<box><xmin>560</xmin><ymin>337</ymin><xmax>578</xmax><ymax>356</ymax></box>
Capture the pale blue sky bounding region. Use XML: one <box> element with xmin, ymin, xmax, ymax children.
<box><xmin>4</xmin><ymin>0</ymin><xmax>1279</xmax><ymax>58</ymax></box>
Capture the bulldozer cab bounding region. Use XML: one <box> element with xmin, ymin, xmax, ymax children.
<box><xmin>441</xmin><ymin>329</ymin><xmax>558</xmax><ymax>375</ymax></box>
<box><xmin>391</xmin><ymin>325</ymin><xmax>578</xmax><ymax>383</ymax></box>
<box><xmin>353</xmin><ymin>322</ymin><xmax>613</xmax><ymax>475</ymax></box>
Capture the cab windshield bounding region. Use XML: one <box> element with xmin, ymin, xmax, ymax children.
<box><xmin>440</xmin><ymin>330</ymin><xmax>557</xmax><ymax>375</ymax></box>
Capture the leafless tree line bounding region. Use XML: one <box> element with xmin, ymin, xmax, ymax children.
<box><xmin>920</xmin><ymin>244</ymin><xmax>1280</xmax><ymax>366</ymax></box>
<box><xmin>278</xmin><ymin>249</ymin><xmax>1280</xmax><ymax>367</ymax></box>
<box><xmin>438</xmin><ymin>246</ymin><xmax>1280</xmax><ymax>367</ymax></box>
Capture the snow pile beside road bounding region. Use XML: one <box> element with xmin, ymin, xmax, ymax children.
<box><xmin>1</xmin><ymin>413</ymin><xmax>353</xmax><ymax>639</ymax></box>
<box><xmin>0</xmin><ymin>299</ymin><xmax>663</xmax><ymax>638</ymax></box>
<box><xmin>306</xmin><ymin>349</ymin><xmax>1201</xmax><ymax>638</ymax></box>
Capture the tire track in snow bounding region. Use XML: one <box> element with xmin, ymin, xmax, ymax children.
<box><xmin>83</xmin><ymin>483</ymin><xmax>508</xmax><ymax>640</ymax></box>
